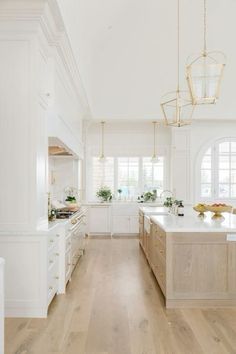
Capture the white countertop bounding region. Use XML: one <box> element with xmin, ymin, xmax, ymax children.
<box><xmin>150</xmin><ymin>212</ymin><xmax>236</xmax><ymax>233</ymax></box>
<box><xmin>139</xmin><ymin>206</ymin><xmax>168</xmax><ymax>215</ymax></box>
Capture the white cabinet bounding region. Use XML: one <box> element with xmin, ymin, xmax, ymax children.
<box><xmin>0</xmin><ymin>258</ymin><xmax>4</xmax><ymax>354</ymax></box>
<box><xmin>112</xmin><ymin>204</ymin><xmax>139</xmax><ymax>235</ymax></box>
<box><xmin>88</xmin><ymin>206</ymin><xmax>111</xmax><ymax>235</ymax></box>
<box><xmin>0</xmin><ymin>228</ymin><xmax>60</xmax><ymax>318</ymax></box>
<box><xmin>58</xmin><ymin>208</ymin><xmax>88</xmax><ymax>294</ymax></box>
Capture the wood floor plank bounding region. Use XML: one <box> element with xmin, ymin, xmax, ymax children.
<box><xmin>5</xmin><ymin>238</ymin><xmax>236</xmax><ymax>354</ymax></box>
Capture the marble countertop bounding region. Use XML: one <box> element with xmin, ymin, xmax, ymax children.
<box><xmin>150</xmin><ymin>212</ymin><xmax>236</xmax><ymax>233</ymax></box>
<box><xmin>139</xmin><ymin>206</ymin><xmax>168</xmax><ymax>215</ymax></box>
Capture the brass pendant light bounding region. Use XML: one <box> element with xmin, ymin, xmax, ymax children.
<box><xmin>151</xmin><ymin>121</ymin><xmax>159</xmax><ymax>163</ymax></box>
<box><xmin>186</xmin><ymin>0</ymin><xmax>226</xmax><ymax>105</ymax></box>
<box><xmin>161</xmin><ymin>0</ymin><xmax>195</xmax><ymax>127</ymax></box>
<box><xmin>99</xmin><ymin>121</ymin><xmax>106</xmax><ymax>163</ymax></box>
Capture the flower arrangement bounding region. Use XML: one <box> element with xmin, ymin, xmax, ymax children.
<box><xmin>96</xmin><ymin>186</ymin><xmax>113</xmax><ymax>202</ymax></box>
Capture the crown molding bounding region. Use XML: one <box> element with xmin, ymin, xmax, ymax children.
<box><xmin>0</xmin><ymin>0</ymin><xmax>92</xmax><ymax>119</ymax></box>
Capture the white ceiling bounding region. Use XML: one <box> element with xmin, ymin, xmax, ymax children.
<box><xmin>57</xmin><ymin>0</ymin><xmax>236</xmax><ymax>121</ymax></box>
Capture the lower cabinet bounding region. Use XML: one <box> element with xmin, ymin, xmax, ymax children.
<box><xmin>0</xmin><ymin>229</ymin><xmax>60</xmax><ymax>318</ymax></box>
<box><xmin>112</xmin><ymin>215</ymin><xmax>139</xmax><ymax>235</ymax></box>
<box><xmin>88</xmin><ymin>205</ymin><xmax>111</xmax><ymax>235</ymax></box>
<box><xmin>140</xmin><ymin>219</ymin><xmax>236</xmax><ymax>308</ymax></box>
<box><xmin>112</xmin><ymin>204</ymin><xmax>139</xmax><ymax>235</ymax></box>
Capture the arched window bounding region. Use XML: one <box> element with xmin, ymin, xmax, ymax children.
<box><xmin>200</xmin><ymin>138</ymin><xmax>236</xmax><ymax>200</ymax></box>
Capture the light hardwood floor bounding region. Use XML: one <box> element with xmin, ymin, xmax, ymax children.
<box><xmin>5</xmin><ymin>237</ymin><xmax>236</xmax><ymax>354</ymax></box>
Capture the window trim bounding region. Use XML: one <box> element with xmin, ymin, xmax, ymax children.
<box><xmin>198</xmin><ymin>137</ymin><xmax>236</xmax><ymax>202</ymax></box>
<box><xmin>89</xmin><ymin>155</ymin><xmax>166</xmax><ymax>200</ymax></box>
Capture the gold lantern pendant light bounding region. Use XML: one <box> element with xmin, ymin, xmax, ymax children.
<box><xmin>186</xmin><ymin>0</ymin><xmax>226</xmax><ymax>105</ymax></box>
<box><xmin>161</xmin><ymin>0</ymin><xmax>194</xmax><ymax>127</ymax></box>
<box><xmin>99</xmin><ymin>121</ymin><xmax>106</xmax><ymax>163</ymax></box>
<box><xmin>151</xmin><ymin>121</ymin><xmax>159</xmax><ymax>163</ymax></box>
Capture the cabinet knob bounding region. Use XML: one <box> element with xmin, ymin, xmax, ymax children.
<box><xmin>54</xmin><ymin>276</ymin><xmax>59</xmax><ymax>280</ymax></box>
<box><xmin>49</xmin><ymin>260</ymin><xmax>54</xmax><ymax>264</ymax></box>
<box><xmin>50</xmin><ymin>239</ymin><xmax>54</xmax><ymax>243</ymax></box>
<box><xmin>160</xmin><ymin>250</ymin><xmax>164</xmax><ymax>254</ymax></box>
<box><xmin>49</xmin><ymin>286</ymin><xmax>53</xmax><ymax>290</ymax></box>
<box><xmin>55</xmin><ymin>253</ymin><xmax>59</xmax><ymax>256</ymax></box>
<box><xmin>56</xmin><ymin>234</ymin><xmax>60</xmax><ymax>238</ymax></box>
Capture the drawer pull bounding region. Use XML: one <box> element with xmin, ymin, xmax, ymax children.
<box><xmin>49</xmin><ymin>286</ymin><xmax>53</xmax><ymax>290</ymax></box>
<box><xmin>56</xmin><ymin>234</ymin><xmax>60</xmax><ymax>238</ymax></box>
<box><xmin>50</xmin><ymin>239</ymin><xmax>54</xmax><ymax>243</ymax></box>
<box><xmin>160</xmin><ymin>250</ymin><xmax>164</xmax><ymax>254</ymax></box>
<box><xmin>54</xmin><ymin>276</ymin><xmax>59</xmax><ymax>280</ymax></box>
<box><xmin>49</xmin><ymin>260</ymin><xmax>54</xmax><ymax>264</ymax></box>
<box><xmin>55</xmin><ymin>253</ymin><xmax>59</xmax><ymax>256</ymax></box>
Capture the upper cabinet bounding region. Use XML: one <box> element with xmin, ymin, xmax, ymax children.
<box><xmin>0</xmin><ymin>0</ymin><xmax>91</xmax><ymax>232</ymax></box>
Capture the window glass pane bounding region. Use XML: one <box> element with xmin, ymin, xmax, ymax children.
<box><xmin>205</xmin><ymin>148</ymin><xmax>211</xmax><ymax>155</ymax></box>
<box><xmin>142</xmin><ymin>157</ymin><xmax>164</xmax><ymax>192</ymax></box>
<box><xmin>201</xmin><ymin>170</ymin><xmax>211</xmax><ymax>183</ymax></box>
<box><xmin>219</xmin><ymin>155</ymin><xmax>230</xmax><ymax>169</ymax></box>
<box><xmin>118</xmin><ymin>157</ymin><xmax>139</xmax><ymax>198</ymax></box>
<box><xmin>231</xmin><ymin>142</ymin><xmax>236</xmax><ymax>153</ymax></box>
<box><xmin>231</xmin><ymin>170</ymin><xmax>236</xmax><ymax>183</ymax></box>
<box><xmin>92</xmin><ymin>157</ymin><xmax>114</xmax><ymax>198</ymax></box>
<box><xmin>201</xmin><ymin>184</ymin><xmax>211</xmax><ymax>197</ymax></box>
<box><xmin>219</xmin><ymin>142</ymin><xmax>230</xmax><ymax>153</ymax></box>
<box><xmin>219</xmin><ymin>184</ymin><xmax>229</xmax><ymax>198</ymax></box>
<box><xmin>231</xmin><ymin>155</ymin><xmax>236</xmax><ymax>169</ymax></box>
<box><xmin>231</xmin><ymin>184</ymin><xmax>236</xmax><ymax>198</ymax></box>
<box><xmin>219</xmin><ymin>170</ymin><xmax>230</xmax><ymax>183</ymax></box>
<box><xmin>201</xmin><ymin>156</ymin><xmax>211</xmax><ymax>169</ymax></box>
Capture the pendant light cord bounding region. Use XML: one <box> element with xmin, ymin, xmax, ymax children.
<box><xmin>153</xmin><ymin>122</ymin><xmax>156</xmax><ymax>156</ymax></box>
<box><xmin>177</xmin><ymin>0</ymin><xmax>180</xmax><ymax>92</ymax></box>
<box><xmin>204</xmin><ymin>0</ymin><xmax>207</xmax><ymax>54</ymax></box>
<box><xmin>101</xmin><ymin>121</ymin><xmax>105</xmax><ymax>157</ymax></box>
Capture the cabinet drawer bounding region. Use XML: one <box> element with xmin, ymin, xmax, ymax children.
<box><xmin>154</xmin><ymin>237</ymin><xmax>166</xmax><ymax>258</ymax></box>
<box><xmin>48</xmin><ymin>233</ymin><xmax>60</xmax><ymax>252</ymax></box>
<box><xmin>48</xmin><ymin>247</ymin><xmax>59</xmax><ymax>270</ymax></box>
<box><xmin>155</xmin><ymin>226</ymin><xmax>166</xmax><ymax>244</ymax></box>
<box><xmin>153</xmin><ymin>256</ymin><xmax>166</xmax><ymax>295</ymax></box>
<box><xmin>65</xmin><ymin>250</ymin><xmax>71</xmax><ymax>283</ymax></box>
<box><xmin>66</xmin><ymin>235</ymin><xmax>72</xmax><ymax>252</ymax></box>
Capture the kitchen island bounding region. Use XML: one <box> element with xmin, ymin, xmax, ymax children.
<box><xmin>139</xmin><ymin>211</ymin><xmax>236</xmax><ymax>308</ymax></box>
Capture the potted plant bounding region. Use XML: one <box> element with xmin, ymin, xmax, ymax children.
<box><xmin>96</xmin><ymin>186</ymin><xmax>113</xmax><ymax>202</ymax></box>
<box><xmin>163</xmin><ymin>197</ymin><xmax>174</xmax><ymax>212</ymax></box>
<box><xmin>143</xmin><ymin>189</ymin><xmax>157</xmax><ymax>202</ymax></box>
<box><xmin>117</xmin><ymin>189</ymin><xmax>122</xmax><ymax>200</ymax></box>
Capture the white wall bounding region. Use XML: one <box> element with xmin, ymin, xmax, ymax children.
<box><xmin>85</xmin><ymin>120</ymin><xmax>236</xmax><ymax>205</ymax></box>
<box><xmin>48</xmin><ymin>157</ymin><xmax>79</xmax><ymax>202</ymax></box>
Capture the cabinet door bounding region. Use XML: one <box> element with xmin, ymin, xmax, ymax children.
<box><xmin>89</xmin><ymin>206</ymin><xmax>111</xmax><ymax>233</ymax></box>
<box><xmin>113</xmin><ymin>216</ymin><xmax>130</xmax><ymax>234</ymax></box>
<box><xmin>129</xmin><ymin>216</ymin><xmax>139</xmax><ymax>233</ymax></box>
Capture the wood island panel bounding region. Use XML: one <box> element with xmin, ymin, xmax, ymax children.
<box><xmin>139</xmin><ymin>218</ymin><xmax>236</xmax><ymax>308</ymax></box>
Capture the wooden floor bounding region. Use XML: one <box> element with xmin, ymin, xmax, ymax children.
<box><xmin>5</xmin><ymin>237</ymin><xmax>236</xmax><ymax>354</ymax></box>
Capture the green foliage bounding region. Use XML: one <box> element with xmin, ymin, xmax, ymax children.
<box><xmin>143</xmin><ymin>189</ymin><xmax>157</xmax><ymax>202</ymax></box>
<box><xmin>97</xmin><ymin>186</ymin><xmax>113</xmax><ymax>202</ymax></box>
<box><xmin>65</xmin><ymin>196</ymin><xmax>76</xmax><ymax>202</ymax></box>
<box><xmin>163</xmin><ymin>197</ymin><xmax>174</xmax><ymax>207</ymax></box>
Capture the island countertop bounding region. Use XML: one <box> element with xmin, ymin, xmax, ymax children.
<box><xmin>150</xmin><ymin>212</ymin><xmax>236</xmax><ymax>233</ymax></box>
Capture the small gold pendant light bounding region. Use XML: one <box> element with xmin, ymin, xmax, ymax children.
<box><xmin>99</xmin><ymin>121</ymin><xmax>106</xmax><ymax>163</ymax></box>
<box><xmin>161</xmin><ymin>0</ymin><xmax>195</xmax><ymax>127</ymax></box>
<box><xmin>186</xmin><ymin>0</ymin><xmax>226</xmax><ymax>105</ymax></box>
<box><xmin>151</xmin><ymin>121</ymin><xmax>159</xmax><ymax>163</ymax></box>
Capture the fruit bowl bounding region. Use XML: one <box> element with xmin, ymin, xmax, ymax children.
<box><xmin>205</xmin><ymin>204</ymin><xmax>232</xmax><ymax>218</ymax></box>
<box><xmin>193</xmin><ymin>204</ymin><xmax>207</xmax><ymax>216</ymax></box>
